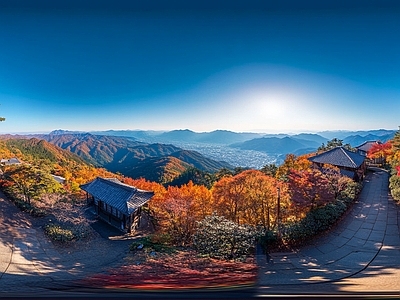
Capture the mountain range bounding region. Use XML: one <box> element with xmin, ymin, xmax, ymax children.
<box><xmin>87</xmin><ymin>128</ymin><xmax>395</xmax><ymax>148</ymax></box>
<box><xmin>2</xmin><ymin>128</ymin><xmax>396</xmax><ymax>184</ymax></box>
<box><xmin>28</xmin><ymin>132</ymin><xmax>233</xmax><ymax>183</ymax></box>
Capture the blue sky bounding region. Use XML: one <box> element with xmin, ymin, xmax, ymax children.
<box><xmin>0</xmin><ymin>1</ymin><xmax>399</xmax><ymax>134</ymax></box>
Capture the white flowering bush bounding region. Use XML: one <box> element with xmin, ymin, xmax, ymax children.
<box><xmin>192</xmin><ymin>213</ymin><xmax>258</xmax><ymax>260</ymax></box>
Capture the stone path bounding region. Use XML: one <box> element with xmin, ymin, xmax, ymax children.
<box><xmin>257</xmin><ymin>168</ymin><xmax>400</xmax><ymax>294</ymax></box>
<box><xmin>0</xmin><ymin>193</ymin><xmax>134</xmax><ymax>294</ymax></box>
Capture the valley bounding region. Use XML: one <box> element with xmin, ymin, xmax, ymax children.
<box><xmin>158</xmin><ymin>141</ymin><xmax>279</xmax><ymax>169</ymax></box>
<box><xmin>1</xmin><ymin>128</ymin><xmax>396</xmax><ymax>185</ymax></box>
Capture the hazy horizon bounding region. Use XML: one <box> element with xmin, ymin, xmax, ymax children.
<box><xmin>1</xmin><ymin>127</ymin><xmax>397</xmax><ymax>137</ymax></box>
<box><xmin>1</xmin><ymin>1</ymin><xmax>399</xmax><ymax>134</ymax></box>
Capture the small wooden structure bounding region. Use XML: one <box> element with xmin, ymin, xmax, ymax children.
<box><xmin>0</xmin><ymin>157</ymin><xmax>22</xmax><ymax>166</ymax></box>
<box><xmin>355</xmin><ymin>140</ymin><xmax>384</xmax><ymax>165</ymax></box>
<box><xmin>80</xmin><ymin>177</ymin><xmax>154</xmax><ymax>233</ymax></box>
<box><xmin>308</xmin><ymin>146</ymin><xmax>366</xmax><ymax>181</ymax></box>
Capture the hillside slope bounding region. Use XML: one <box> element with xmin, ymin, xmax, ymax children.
<box><xmin>28</xmin><ymin>133</ymin><xmax>233</xmax><ymax>183</ymax></box>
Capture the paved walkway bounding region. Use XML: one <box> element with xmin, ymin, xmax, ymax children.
<box><xmin>0</xmin><ymin>194</ymin><xmax>134</xmax><ymax>294</ymax></box>
<box><xmin>257</xmin><ymin>168</ymin><xmax>400</xmax><ymax>294</ymax></box>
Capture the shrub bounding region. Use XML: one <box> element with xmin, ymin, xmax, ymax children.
<box><xmin>282</xmin><ymin>199</ymin><xmax>348</xmax><ymax>245</ymax></box>
<box><xmin>44</xmin><ymin>221</ymin><xmax>91</xmax><ymax>242</ymax></box>
<box><xmin>44</xmin><ymin>223</ymin><xmax>74</xmax><ymax>242</ymax></box>
<box><xmin>389</xmin><ymin>175</ymin><xmax>400</xmax><ymax>201</ymax></box>
<box><xmin>130</xmin><ymin>234</ymin><xmax>175</xmax><ymax>254</ymax></box>
<box><xmin>337</xmin><ymin>178</ymin><xmax>362</xmax><ymax>204</ymax></box>
<box><xmin>192</xmin><ymin>213</ymin><xmax>258</xmax><ymax>260</ymax></box>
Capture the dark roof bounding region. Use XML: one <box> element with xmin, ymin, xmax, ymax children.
<box><xmin>339</xmin><ymin>169</ymin><xmax>356</xmax><ymax>179</ymax></box>
<box><xmin>80</xmin><ymin>177</ymin><xmax>154</xmax><ymax>215</ymax></box>
<box><xmin>308</xmin><ymin>147</ymin><xmax>365</xmax><ymax>169</ymax></box>
<box><xmin>355</xmin><ymin>140</ymin><xmax>381</xmax><ymax>152</ymax></box>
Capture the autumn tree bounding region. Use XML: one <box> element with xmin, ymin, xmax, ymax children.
<box><xmin>212</xmin><ymin>174</ymin><xmax>247</xmax><ymax>224</ymax></box>
<box><xmin>4</xmin><ymin>164</ymin><xmax>63</xmax><ymax>204</ymax></box>
<box><xmin>151</xmin><ymin>181</ymin><xmax>213</xmax><ymax>245</ymax></box>
<box><xmin>275</xmin><ymin>153</ymin><xmax>312</xmax><ymax>180</ymax></box>
<box><xmin>367</xmin><ymin>141</ymin><xmax>393</xmax><ymax>165</ymax></box>
<box><xmin>212</xmin><ymin>170</ymin><xmax>291</xmax><ymax>229</ymax></box>
<box><xmin>288</xmin><ymin>169</ymin><xmax>335</xmax><ymax>213</ymax></box>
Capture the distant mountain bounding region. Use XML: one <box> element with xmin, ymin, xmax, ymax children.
<box><xmin>152</xmin><ymin>129</ymin><xmax>262</xmax><ymax>145</ymax></box>
<box><xmin>343</xmin><ymin>133</ymin><xmax>395</xmax><ymax>147</ymax></box>
<box><xmin>317</xmin><ymin>129</ymin><xmax>396</xmax><ymax>140</ymax></box>
<box><xmin>291</xmin><ymin>133</ymin><xmax>328</xmax><ymax>145</ymax></box>
<box><xmin>91</xmin><ymin>130</ymin><xmax>166</xmax><ymax>142</ymax></box>
<box><xmin>24</xmin><ymin>133</ymin><xmax>233</xmax><ymax>183</ymax></box>
<box><xmin>49</xmin><ymin>129</ymin><xmax>84</xmax><ymax>135</ymax></box>
<box><xmin>230</xmin><ymin>136</ymin><xmax>319</xmax><ymax>155</ymax></box>
<box><xmin>35</xmin><ymin>133</ymin><xmax>144</xmax><ymax>166</ymax></box>
<box><xmin>157</xmin><ymin>129</ymin><xmax>199</xmax><ymax>143</ymax></box>
<box><xmin>196</xmin><ymin>130</ymin><xmax>262</xmax><ymax>144</ymax></box>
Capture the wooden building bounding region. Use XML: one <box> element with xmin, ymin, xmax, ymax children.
<box><xmin>355</xmin><ymin>140</ymin><xmax>384</xmax><ymax>165</ymax></box>
<box><xmin>308</xmin><ymin>146</ymin><xmax>366</xmax><ymax>181</ymax></box>
<box><xmin>80</xmin><ymin>177</ymin><xmax>154</xmax><ymax>233</ymax></box>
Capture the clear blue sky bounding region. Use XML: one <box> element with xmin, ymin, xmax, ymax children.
<box><xmin>0</xmin><ymin>1</ymin><xmax>399</xmax><ymax>134</ymax></box>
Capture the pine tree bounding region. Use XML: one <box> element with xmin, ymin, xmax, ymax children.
<box><xmin>392</xmin><ymin>126</ymin><xmax>400</xmax><ymax>151</ymax></box>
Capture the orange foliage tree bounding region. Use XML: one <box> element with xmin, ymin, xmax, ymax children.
<box><xmin>275</xmin><ymin>153</ymin><xmax>312</xmax><ymax>180</ymax></box>
<box><xmin>144</xmin><ymin>181</ymin><xmax>212</xmax><ymax>246</ymax></box>
<box><xmin>212</xmin><ymin>170</ymin><xmax>290</xmax><ymax>229</ymax></box>
<box><xmin>367</xmin><ymin>141</ymin><xmax>393</xmax><ymax>164</ymax></box>
<box><xmin>288</xmin><ymin>169</ymin><xmax>335</xmax><ymax>213</ymax></box>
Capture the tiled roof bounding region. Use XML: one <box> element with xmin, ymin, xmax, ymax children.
<box><xmin>355</xmin><ymin>140</ymin><xmax>381</xmax><ymax>152</ymax></box>
<box><xmin>308</xmin><ymin>147</ymin><xmax>365</xmax><ymax>169</ymax></box>
<box><xmin>80</xmin><ymin>177</ymin><xmax>154</xmax><ymax>215</ymax></box>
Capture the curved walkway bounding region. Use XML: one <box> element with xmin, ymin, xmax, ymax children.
<box><xmin>257</xmin><ymin>168</ymin><xmax>400</xmax><ymax>295</ymax></box>
<box><xmin>0</xmin><ymin>193</ymin><xmax>133</xmax><ymax>294</ymax></box>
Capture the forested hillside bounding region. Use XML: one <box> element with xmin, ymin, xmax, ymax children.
<box><xmin>3</xmin><ymin>131</ymin><xmax>391</xmax><ymax>260</ymax></box>
<box><xmin>3</xmin><ymin>133</ymin><xmax>233</xmax><ymax>185</ymax></box>
<box><xmin>0</xmin><ymin>137</ymin><xmax>117</xmax><ymax>193</ymax></box>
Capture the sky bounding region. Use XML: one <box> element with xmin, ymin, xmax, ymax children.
<box><xmin>0</xmin><ymin>1</ymin><xmax>399</xmax><ymax>134</ymax></box>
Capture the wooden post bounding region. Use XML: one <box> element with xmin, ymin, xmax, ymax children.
<box><xmin>277</xmin><ymin>186</ymin><xmax>281</xmax><ymax>239</ymax></box>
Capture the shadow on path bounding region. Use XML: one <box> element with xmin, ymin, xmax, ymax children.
<box><xmin>257</xmin><ymin>168</ymin><xmax>400</xmax><ymax>297</ymax></box>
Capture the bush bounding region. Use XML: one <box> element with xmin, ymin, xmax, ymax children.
<box><xmin>44</xmin><ymin>223</ymin><xmax>74</xmax><ymax>242</ymax></box>
<box><xmin>389</xmin><ymin>175</ymin><xmax>400</xmax><ymax>201</ymax></box>
<box><xmin>282</xmin><ymin>199</ymin><xmax>348</xmax><ymax>245</ymax></box>
<box><xmin>130</xmin><ymin>234</ymin><xmax>175</xmax><ymax>254</ymax></box>
<box><xmin>337</xmin><ymin>179</ymin><xmax>362</xmax><ymax>204</ymax></box>
<box><xmin>193</xmin><ymin>213</ymin><xmax>258</xmax><ymax>260</ymax></box>
<box><xmin>44</xmin><ymin>221</ymin><xmax>91</xmax><ymax>242</ymax></box>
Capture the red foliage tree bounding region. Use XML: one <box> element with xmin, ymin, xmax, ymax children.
<box><xmin>367</xmin><ymin>141</ymin><xmax>393</xmax><ymax>163</ymax></box>
<box><xmin>288</xmin><ymin>169</ymin><xmax>335</xmax><ymax>212</ymax></box>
